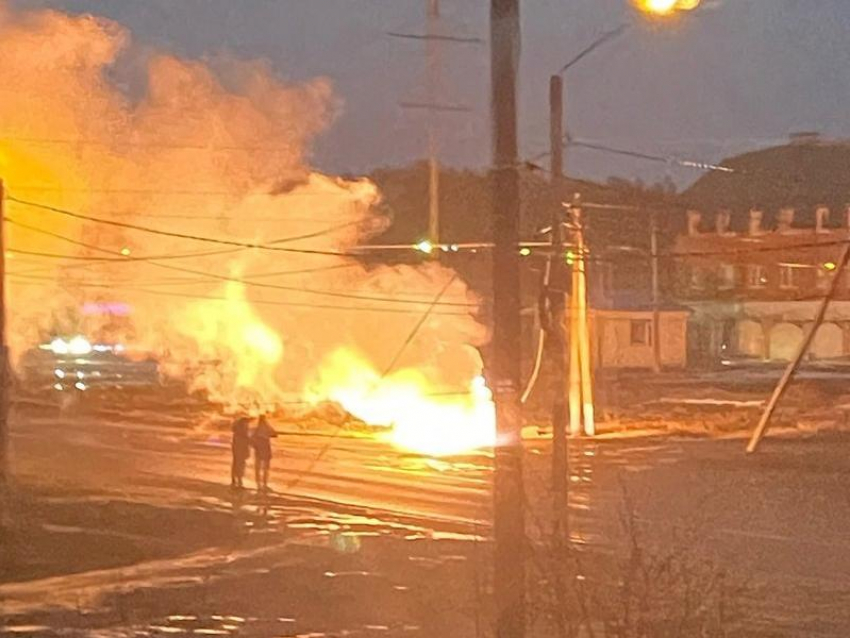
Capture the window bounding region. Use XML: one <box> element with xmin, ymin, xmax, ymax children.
<box><xmin>747</xmin><ymin>264</ymin><xmax>767</xmax><ymax>288</ymax></box>
<box><xmin>718</xmin><ymin>264</ymin><xmax>735</xmax><ymax>290</ymax></box>
<box><xmin>630</xmin><ymin>319</ymin><xmax>652</xmax><ymax>346</ymax></box>
<box><xmin>689</xmin><ymin>267</ymin><xmax>705</xmax><ymax>290</ymax></box>
<box><xmin>779</xmin><ymin>265</ymin><xmax>799</xmax><ymax>289</ymax></box>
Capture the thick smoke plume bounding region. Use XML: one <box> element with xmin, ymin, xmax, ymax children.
<box><xmin>0</xmin><ymin>3</ymin><xmax>494</xmax><ymax>453</ymax></box>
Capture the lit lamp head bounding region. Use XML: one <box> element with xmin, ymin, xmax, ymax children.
<box><xmin>414</xmin><ymin>239</ymin><xmax>434</xmax><ymax>255</ymax></box>
<box><xmin>633</xmin><ymin>0</ymin><xmax>701</xmax><ymax>16</ymax></box>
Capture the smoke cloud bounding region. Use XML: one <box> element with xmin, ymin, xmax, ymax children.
<box><xmin>1</xmin><ymin>2</ymin><xmax>494</xmax><ymax>453</ymax></box>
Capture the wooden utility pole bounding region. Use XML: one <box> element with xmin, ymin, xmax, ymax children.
<box><xmin>426</xmin><ymin>0</ymin><xmax>441</xmax><ymax>249</ymax></box>
<box><xmin>549</xmin><ymin>214</ymin><xmax>568</xmax><ymax>503</ymax></box>
<box><xmin>650</xmin><ymin>213</ymin><xmax>662</xmax><ymax>373</ymax></box>
<box><xmin>490</xmin><ymin>0</ymin><xmax>525</xmax><ymax>637</ymax></box>
<box><xmin>548</xmin><ymin>73</ymin><xmax>568</xmax><ymax>510</ymax></box>
<box><xmin>574</xmin><ymin>204</ymin><xmax>595</xmax><ymax>435</ymax></box>
<box><xmin>0</xmin><ymin>180</ymin><xmax>8</xmax><ymax>485</ymax></box>
<box><xmin>748</xmin><ymin>243</ymin><xmax>850</xmax><ymax>453</ymax></box>
<box><xmin>549</xmin><ymin>75</ymin><xmax>563</xmax><ymax>180</ymax></box>
<box><xmin>568</xmin><ymin>249</ymin><xmax>581</xmax><ymax>435</ymax></box>
<box><xmin>565</xmin><ymin>198</ymin><xmax>595</xmax><ymax>436</ymax></box>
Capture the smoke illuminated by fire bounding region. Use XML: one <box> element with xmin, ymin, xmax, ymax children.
<box><xmin>0</xmin><ymin>2</ymin><xmax>495</xmax><ymax>455</ymax></box>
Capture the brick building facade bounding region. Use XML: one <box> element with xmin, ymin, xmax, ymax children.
<box><xmin>673</xmin><ymin>206</ymin><xmax>850</xmax><ymax>366</ymax></box>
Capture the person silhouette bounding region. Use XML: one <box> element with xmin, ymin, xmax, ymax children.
<box><xmin>251</xmin><ymin>414</ymin><xmax>278</xmax><ymax>492</ymax></box>
<box><xmin>230</xmin><ymin>416</ymin><xmax>251</xmax><ymax>489</ymax></box>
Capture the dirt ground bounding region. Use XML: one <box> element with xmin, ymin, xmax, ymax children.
<box><xmin>524</xmin><ymin>363</ymin><xmax>850</xmax><ymax>436</ymax></box>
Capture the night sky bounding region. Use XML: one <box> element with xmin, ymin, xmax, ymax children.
<box><xmin>12</xmin><ymin>0</ymin><xmax>850</xmax><ymax>187</ymax></box>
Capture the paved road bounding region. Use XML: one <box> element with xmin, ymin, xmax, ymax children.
<box><xmin>9</xmin><ymin>403</ymin><xmax>850</xmax><ymax>635</ymax></box>
<box><xmin>11</xmin><ymin>404</ymin><xmax>492</xmax><ymax>530</ymax></box>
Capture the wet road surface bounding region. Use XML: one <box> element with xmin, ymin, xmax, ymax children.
<box><xmin>5</xmin><ymin>403</ymin><xmax>850</xmax><ymax>636</ymax></box>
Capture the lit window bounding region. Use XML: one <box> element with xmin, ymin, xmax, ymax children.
<box><xmin>630</xmin><ymin>319</ymin><xmax>652</xmax><ymax>346</ymax></box>
<box><xmin>747</xmin><ymin>264</ymin><xmax>767</xmax><ymax>288</ymax></box>
<box><xmin>779</xmin><ymin>265</ymin><xmax>799</xmax><ymax>289</ymax></box>
<box><xmin>718</xmin><ymin>264</ymin><xmax>735</xmax><ymax>290</ymax></box>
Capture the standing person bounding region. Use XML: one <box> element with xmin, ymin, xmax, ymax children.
<box><xmin>231</xmin><ymin>416</ymin><xmax>251</xmax><ymax>489</ymax></box>
<box><xmin>251</xmin><ymin>414</ymin><xmax>278</xmax><ymax>493</ymax></box>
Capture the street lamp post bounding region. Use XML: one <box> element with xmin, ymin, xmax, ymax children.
<box><xmin>549</xmin><ymin>25</ymin><xmax>630</xmax><ymax>443</ymax></box>
<box><xmin>550</xmin><ymin>1</ymin><xmax>702</xmax><ymax>442</ymax></box>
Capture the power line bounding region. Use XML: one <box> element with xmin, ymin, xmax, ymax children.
<box><xmin>8</xmin><ymin>250</ymin><xmax>362</xmax><ymax>279</ymax></box>
<box><xmin>83</xmin><ymin>213</ymin><xmax>351</xmax><ymax>223</ymax></box>
<box><xmin>6</xmin><ymin>264</ymin><xmax>362</xmax><ymax>288</ymax></box>
<box><xmin>526</xmin><ymin>135</ymin><xmax>850</xmax><ymax>211</ymax></box>
<box><xmin>7</xmin><ymin>196</ymin><xmax>351</xmax><ymax>258</ymax></box>
<box><xmin>9</xmin><ymin>185</ymin><xmax>356</xmax><ymax>201</ymax></box>
<box><xmin>7</xmin><ymin>275</ymin><xmax>470</xmax><ymax>316</ymax></box>
<box><xmin>568</xmin><ymin>139</ymin><xmax>736</xmax><ymax>173</ymax></box>
<box><xmin>0</xmin><ymin>134</ymin><xmax>303</xmax><ymax>154</ymax></box>
<box><xmin>5</xmin><ymin>214</ymin><xmax>476</xmax><ymax>307</ymax></box>
<box><xmin>664</xmin><ymin>236</ymin><xmax>850</xmax><ymax>260</ymax></box>
<box><xmin>559</xmin><ymin>23</ymin><xmax>629</xmax><ymax>74</ymax></box>
<box><xmin>387</xmin><ymin>31</ymin><xmax>484</xmax><ymax>44</ymax></box>
<box><xmin>17</xmin><ymin>171</ymin><xmax>846</xmax><ymax>271</ymax></box>
<box><xmin>5</xmin><ymin>248</ymin><xmax>172</xmax><ymax>262</ymax></box>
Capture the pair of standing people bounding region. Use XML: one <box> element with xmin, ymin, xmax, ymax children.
<box><xmin>231</xmin><ymin>415</ymin><xmax>277</xmax><ymax>492</ymax></box>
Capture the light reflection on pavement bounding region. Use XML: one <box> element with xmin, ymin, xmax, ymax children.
<box><xmin>7</xmin><ymin>401</ymin><xmax>850</xmax><ymax>636</ymax></box>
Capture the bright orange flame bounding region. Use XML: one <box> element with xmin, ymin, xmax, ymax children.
<box><xmin>634</xmin><ymin>0</ymin><xmax>700</xmax><ymax>15</ymax></box>
<box><xmin>308</xmin><ymin>349</ymin><xmax>496</xmax><ymax>456</ymax></box>
<box><xmin>388</xmin><ymin>374</ymin><xmax>495</xmax><ymax>456</ymax></box>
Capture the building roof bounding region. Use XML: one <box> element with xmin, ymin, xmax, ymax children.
<box><xmin>595</xmin><ymin>290</ymin><xmax>691</xmax><ymax>314</ymax></box>
<box><xmin>683</xmin><ymin>138</ymin><xmax>850</xmax><ymax>229</ymax></box>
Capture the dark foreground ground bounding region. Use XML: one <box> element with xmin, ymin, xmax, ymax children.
<box><xmin>3</xmin><ymin>380</ymin><xmax>850</xmax><ymax>637</ymax></box>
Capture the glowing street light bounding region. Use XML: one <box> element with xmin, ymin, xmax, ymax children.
<box><xmin>414</xmin><ymin>239</ymin><xmax>435</xmax><ymax>255</ymax></box>
<box><xmin>49</xmin><ymin>337</ymin><xmax>69</xmax><ymax>355</ymax></box>
<box><xmin>633</xmin><ymin>0</ymin><xmax>701</xmax><ymax>16</ymax></box>
<box><xmin>68</xmin><ymin>336</ymin><xmax>93</xmax><ymax>355</ymax></box>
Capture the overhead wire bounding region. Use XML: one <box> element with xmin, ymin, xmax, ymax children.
<box><xmin>525</xmin><ymin>135</ymin><xmax>850</xmax><ymax>213</ymax></box>
<box><xmin>7</xmin><ymin>195</ymin><xmax>351</xmax><ymax>257</ymax></box>
<box><xmin>5</xmin><ymin>214</ymin><xmax>476</xmax><ymax>307</ymax></box>
<box><xmin>6</xmin><ymin>265</ymin><xmax>363</xmax><ymax>288</ymax></box>
<box><xmin>567</xmin><ymin>139</ymin><xmax>736</xmax><ymax>174</ymax></box>
<box><xmin>9</xmin><ymin>159</ymin><xmax>844</xmax><ymax>282</ymax></box>
<box><xmin>9</xmin><ymin>185</ymin><xmax>354</xmax><ymax>200</ymax></box>
<box><xmin>9</xmin><ymin>213</ymin><xmax>845</xmax><ymax>268</ymax></box>
<box><xmin>8</xmin><ymin>250</ymin><xmax>362</xmax><ymax>279</ymax></box>
<box><xmin>3</xmin><ymin>213</ymin><xmax>352</xmax><ymax>276</ymax></box>
<box><xmin>0</xmin><ymin>133</ymin><xmax>302</xmax><ymax>153</ymax></box>
<box><xmin>7</xmin><ymin>273</ymin><xmax>470</xmax><ymax>316</ymax></box>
